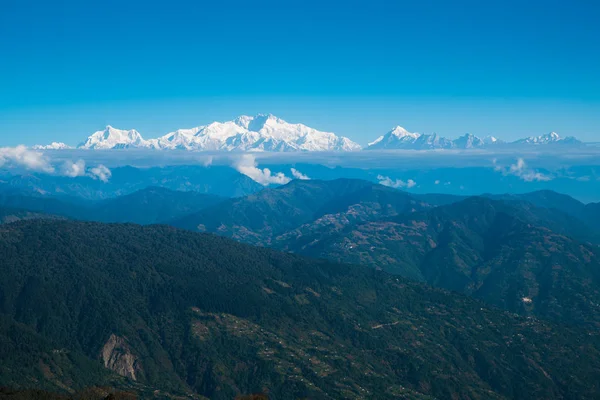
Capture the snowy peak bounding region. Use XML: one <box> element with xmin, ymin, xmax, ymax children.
<box><xmin>390</xmin><ymin>126</ymin><xmax>420</xmax><ymax>139</ymax></box>
<box><xmin>367</xmin><ymin>126</ymin><xmax>583</xmax><ymax>150</ymax></box>
<box><xmin>367</xmin><ymin>126</ymin><xmax>421</xmax><ymax>149</ymax></box>
<box><xmin>483</xmin><ymin>135</ymin><xmax>500</xmax><ymax>145</ymax></box>
<box><xmin>514</xmin><ymin>131</ymin><xmax>581</xmax><ymax>145</ymax></box>
<box><xmin>72</xmin><ymin>115</ymin><xmax>361</xmax><ymax>152</ymax></box>
<box><xmin>32</xmin><ymin>142</ymin><xmax>73</xmax><ymax>150</ymax></box>
<box><xmin>79</xmin><ymin>126</ymin><xmax>155</xmax><ymax>149</ymax></box>
<box><xmin>33</xmin><ymin>120</ymin><xmax>586</xmax><ymax>151</ymax></box>
<box><xmin>453</xmin><ymin>133</ymin><xmax>485</xmax><ymax>149</ymax></box>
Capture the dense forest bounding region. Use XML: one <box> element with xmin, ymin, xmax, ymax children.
<box><xmin>0</xmin><ymin>220</ymin><xmax>599</xmax><ymax>399</ymax></box>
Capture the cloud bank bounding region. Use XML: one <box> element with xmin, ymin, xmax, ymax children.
<box><xmin>0</xmin><ymin>146</ymin><xmax>54</xmax><ymax>173</ymax></box>
<box><xmin>0</xmin><ymin>146</ymin><xmax>113</xmax><ymax>182</ymax></box>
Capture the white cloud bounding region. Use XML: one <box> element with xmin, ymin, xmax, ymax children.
<box><xmin>234</xmin><ymin>154</ymin><xmax>290</xmax><ymax>186</ymax></box>
<box><xmin>434</xmin><ymin>180</ymin><xmax>440</xmax><ymax>185</ymax></box>
<box><xmin>377</xmin><ymin>174</ymin><xmax>416</xmax><ymax>189</ymax></box>
<box><xmin>61</xmin><ymin>159</ymin><xmax>86</xmax><ymax>177</ymax></box>
<box><xmin>201</xmin><ymin>156</ymin><xmax>213</xmax><ymax>167</ymax></box>
<box><xmin>0</xmin><ymin>146</ymin><xmax>54</xmax><ymax>173</ymax></box>
<box><xmin>291</xmin><ymin>168</ymin><xmax>310</xmax><ymax>180</ymax></box>
<box><xmin>88</xmin><ymin>164</ymin><xmax>112</xmax><ymax>183</ymax></box>
<box><xmin>494</xmin><ymin>158</ymin><xmax>552</xmax><ymax>182</ymax></box>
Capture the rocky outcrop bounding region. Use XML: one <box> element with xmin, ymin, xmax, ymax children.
<box><xmin>101</xmin><ymin>334</ymin><xmax>140</xmax><ymax>380</ymax></box>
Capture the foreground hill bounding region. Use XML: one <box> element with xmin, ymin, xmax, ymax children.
<box><xmin>0</xmin><ymin>208</ymin><xmax>61</xmax><ymax>224</ymax></box>
<box><xmin>1</xmin><ymin>220</ymin><xmax>600</xmax><ymax>398</ymax></box>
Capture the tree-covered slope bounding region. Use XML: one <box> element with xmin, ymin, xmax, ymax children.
<box><xmin>91</xmin><ymin>187</ymin><xmax>225</xmax><ymax>224</ymax></box>
<box><xmin>0</xmin><ymin>187</ymin><xmax>225</xmax><ymax>225</ymax></box>
<box><xmin>280</xmin><ymin>197</ymin><xmax>600</xmax><ymax>326</ymax></box>
<box><xmin>1</xmin><ymin>220</ymin><xmax>600</xmax><ymax>399</ymax></box>
<box><xmin>0</xmin><ymin>208</ymin><xmax>62</xmax><ymax>224</ymax></box>
<box><xmin>172</xmin><ymin>179</ymin><xmax>429</xmax><ymax>245</ymax></box>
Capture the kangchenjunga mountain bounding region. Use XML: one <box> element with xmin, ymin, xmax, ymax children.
<box><xmin>31</xmin><ymin>114</ymin><xmax>587</xmax><ymax>151</ymax></box>
<box><xmin>2</xmin><ymin>219</ymin><xmax>600</xmax><ymax>399</ymax></box>
<box><xmin>75</xmin><ymin>114</ymin><xmax>361</xmax><ymax>152</ymax></box>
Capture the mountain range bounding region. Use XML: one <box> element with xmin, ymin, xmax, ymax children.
<box><xmin>4</xmin><ymin>176</ymin><xmax>599</xmax><ymax>328</ymax></box>
<box><xmin>3</xmin><ymin>178</ymin><xmax>600</xmax><ymax>397</ymax></box>
<box><xmin>31</xmin><ymin>115</ymin><xmax>586</xmax><ymax>151</ymax></box>
<box><xmin>2</xmin><ymin>219</ymin><xmax>600</xmax><ymax>399</ymax></box>
<box><xmin>167</xmin><ymin>179</ymin><xmax>600</xmax><ymax>326</ymax></box>
<box><xmin>75</xmin><ymin>114</ymin><xmax>361</xmax><ymax>152</ymax></box>
<box><xmin>366</xmin><ymin>127</ymin><xmax>581</xmax><ymax>150</ymax></box>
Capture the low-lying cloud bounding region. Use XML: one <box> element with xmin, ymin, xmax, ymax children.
<box><xmin>61</xmin><ymin>159</ymin><xmax>87</xmax><ymax>177</ymax></box>
<box><xmin>377</xmin><ymin>175</ymin><xmax>417</xmax><ymax>189</ymax></box>
<box><xmin>494</xmin><ymin>158</ymin><xmax>552</xmax><ymax>182</ymax></box>
<box><xmin>89</xmin><ymin>165</ymin><xmax>112</xmax><ymax>182</ymax></box>
<box><xmin>0</xmin><ymin>146</ymin><xmax>113</xmax><ymax>182</ymax></box>
<box><xmin>291</xmin><ymin>168</ymin><xmax>310</xmax><ymax>180</ymax></box>
<box><xmin>234</xmin><ymin>154</ymin><xmax>291</xmax><ymax>186</ymax></box>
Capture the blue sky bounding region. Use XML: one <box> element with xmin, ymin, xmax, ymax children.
<box><xmin>1</xmin><ymin>0</ymin><xmax>599</xmax><ymax>146</ymax></box>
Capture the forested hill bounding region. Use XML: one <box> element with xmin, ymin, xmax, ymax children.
<box><xmin>1</xmin><ymin>220</ymin><xmax>600</xmax><ymax>399</ymax></box>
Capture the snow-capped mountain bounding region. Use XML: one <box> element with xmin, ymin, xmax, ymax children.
<box><xmin>367</xmin><ymin>127</ymin><xmax>480</xmax><ymax>150</ymax></box>
<box><xmin>453</xmin><ymin>133</ymin><xmax>485</xmax><ymax>149</ymax></box>
<box><xmin>32</xmin><ymin>142</ymin><xmax>73</xmax><ymax>150</ymax></box>
<box><xmin>158</xmin><ymin>114</ymin><xmax>361</xmax><ymax>152</ymax></box>
<box><xmin>367</xmin><ymin>126</ymin><xmax>421</xmax><ymax>149</ymax></box>
<box><xmin>483</xmin><ymin>136</ymin><xmax>501</xmax><ymax>145</ymax></box>
<box><xmin>73</xmin><ymin>115</ymin><xmax>361</xmax><ymax>152</ymax></box>
<box><xmin>79</xmin><ymin>126</ymin><xmax>158</xmax><ymax>149</ymax></box>
<box><xmin>513</xmin><ymin>132</ymin><xmax>581</xmax><ymax>145</ymax></box>
<box><xmin>366</xmin><ymin>126</ymin><xmax>582</xmax><ymax>150</ymax></box>
<box><xmin>31</xmin><ymin>119</ymin><xmax>586</xmax><ymax>152</ymax></box>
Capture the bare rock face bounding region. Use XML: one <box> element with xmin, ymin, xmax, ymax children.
<box><xmin>101</xmin><ymin>334</ymin><xmax>140</xmax><ymax>380</ymax></box>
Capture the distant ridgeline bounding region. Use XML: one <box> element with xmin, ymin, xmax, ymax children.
<box><xmin>31</xmin><ymin>114</ymin><xmax>586</xmax><ymax>151</ymax></box>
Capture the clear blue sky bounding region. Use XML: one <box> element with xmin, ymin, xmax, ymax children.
<box><xmin>1</xmin><ymin>0</ymin><xmax>599</xmax><ymax>146</ymax></box>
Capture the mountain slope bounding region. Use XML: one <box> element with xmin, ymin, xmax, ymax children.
<box><xmin>172</xmin><ymin>179</ymin><xmax>428</xmax><ymax>245</ymax></box>
<box><xmin>0</xmin><ymin>207</ymin><xmax>62</xmax><ymax>224</ymax></box>
<box><xmin>92</xmin><ymin>187</ymin><xmax>225</xmax><ymax>224</ymax></box>
<box><xmin>1</xmin><ymin>220</ymin><xmax>600</xmax><ymax>399</ymax></box>
<box><xmin>486</xmin><ymin>190</ymin><xmax>600</xmax><ymax>235</ymax></box>
<box><xmin>279</xmin><ymin>197</ymin><xmax>600</xmax><ymax>326</ymax></box>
